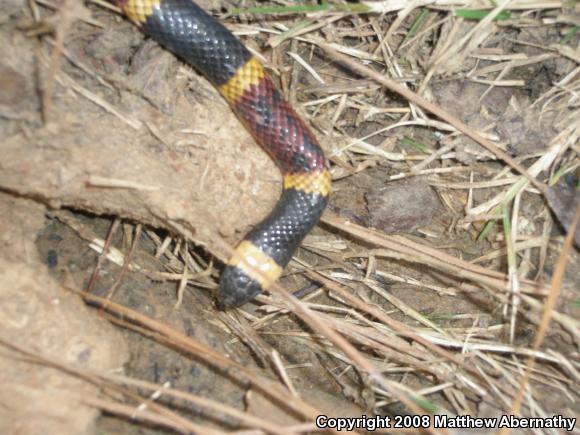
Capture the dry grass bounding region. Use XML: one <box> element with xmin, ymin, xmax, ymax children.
<box><xmin>3</xmin><ymin>0</ymin><xmax>579</xmax><ymax>433</ymax></box>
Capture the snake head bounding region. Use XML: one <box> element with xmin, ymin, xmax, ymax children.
<box><xmin>217</xmin><ymin>266</ymin><xmax>263</xmax><ymax>309</ymax></box>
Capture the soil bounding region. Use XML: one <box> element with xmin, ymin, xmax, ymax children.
<box><xmin>1</xmin><ymin>1</ymin><xmax>578</xmax><ymax>434</ymax></box>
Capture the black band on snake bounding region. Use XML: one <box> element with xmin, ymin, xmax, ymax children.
<box><xmin>116</xmin><ymin>0</ymin><xmax>331</xmax><ymax>308</ymax></box>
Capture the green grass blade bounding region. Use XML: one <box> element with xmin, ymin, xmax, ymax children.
<box><xmin>454</xmin><ymin>9</ymin><xmax>511</xmax><ymax>21</ymax></box>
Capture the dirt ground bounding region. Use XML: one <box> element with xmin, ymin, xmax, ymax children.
<box><xmin>1</xmin><ymin>0</ymin><xmax>578</xmax><ymax>434</ymax></box>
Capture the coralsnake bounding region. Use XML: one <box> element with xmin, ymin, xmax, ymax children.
<box><xmin>116</xmin><ymin>0</ymin><xmax>331</xmax><ymax>308</ymax></box>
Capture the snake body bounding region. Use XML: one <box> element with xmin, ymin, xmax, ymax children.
<box><xmin>117</xmin><ymin>0</ymin><xmax>331</xmax><ymax>308</ymax></box>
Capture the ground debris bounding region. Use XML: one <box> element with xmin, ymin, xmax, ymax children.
<box><xmin>366</xmin><ymin>179</ymin><xmax>443</xmax><ymax>233</ymax></box>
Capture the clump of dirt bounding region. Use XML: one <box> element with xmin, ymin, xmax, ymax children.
<box><xmin>0</xmin><ymin>193</ymin><xmax>128</xmax><ymax>434</ymax></box>
<box><xmin>366</xmin><ymin>179</ymin><xmax>445</xmax><ymax>232</ymax></box>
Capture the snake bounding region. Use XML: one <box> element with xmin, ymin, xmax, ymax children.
<box><xmin>116</xmin><ymin>0</ymin><xmax>331</xmax><ymax>308</ymax></box>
